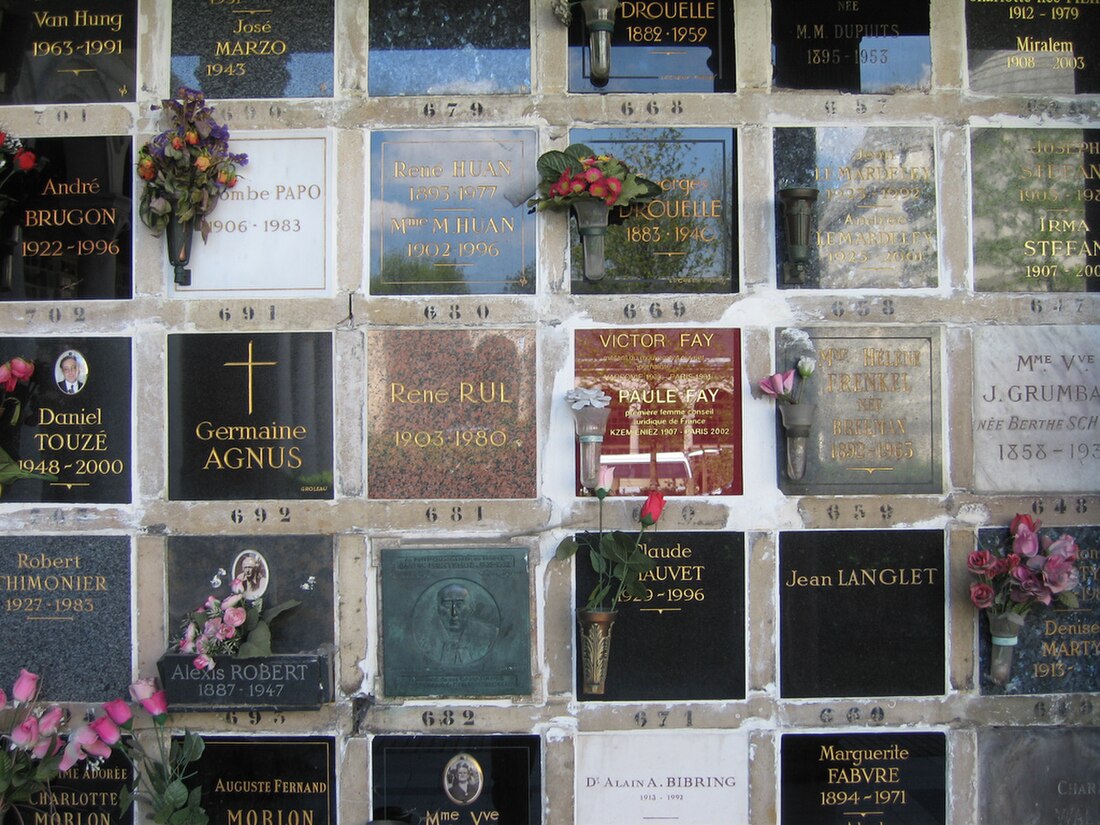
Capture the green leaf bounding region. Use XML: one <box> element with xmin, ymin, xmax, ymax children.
<box><xmin>164</xmin><ymin>778</ymin><xmax>189</xmax><ymax>809</ymax></box>
<box><xmin>536</xmin><ymin>150</ymin><xmax>573</xmax><ymax>180</ymax></box>
<box><xmin>118</xmin><ymin>783</ymin><xmax>134</xmax><ymax>814</ymax></box>
<box><xmin>588</xmin><ymin>550</ymin><xmax>606</xmax><ymax>576</ymax></box>
<box><xmin>1057</xmin><ymin>591</ymin><xmax>1080</xmax><ymax>609</ymax></box>
<box><xmin>555</xmin><ymin>536</ymin><xmax>581</xmax><ymax>560</ymax></box>
<box><xmin>261</xmin><ymin>598</ymin><xmax>301</xmax><ymax>624</ymax></box>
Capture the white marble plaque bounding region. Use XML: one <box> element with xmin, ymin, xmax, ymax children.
<box><xmin>170</xmin><ymin>130</ymin><xmax>333</xmax><ymax>297</ymax></box>
<box><xmin>575</xmin><ymin>731</ymin><xmax>748</xmax><ymax>825</ymax></box>
<box><xmin>973</xmin><ymin>326</ymin><xmax>1100</xmax><ymax>493</ymax></box>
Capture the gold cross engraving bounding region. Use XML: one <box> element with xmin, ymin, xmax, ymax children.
<box><xmin>223</xmin><ymin>340</ymin><xmax>277</xmax><ymax>415</ymax></box>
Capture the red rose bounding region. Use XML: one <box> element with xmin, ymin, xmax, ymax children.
<box><xmin>969</xmin><ymin>582</ymin><xmax>995</xmax><ymax>609</ymax></box>
<box><xmin>1010</xmin><ymin>513</ymin><xmax>1039</xmax><ymax>535</ymax></box>
<box><xmin>14</xmin><ymin>148</ymin><xmax>35</xmax><ymax>171</ymax></box>
<box><xmin>639</xmin><ymin>491</ymin><xmax>665</xmax><ymax>527</ymax></box>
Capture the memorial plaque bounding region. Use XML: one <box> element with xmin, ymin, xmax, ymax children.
<box><xmin>979</xmin><ymin>728</ymin><xmax>1100</xmax><ymax>825</ymax></box>
<box><xmin>778</xmin><ymin>326</ymin><xmax>942</xmax><ymax>495</ymax></box>
<box><xmin>575</xmin><ymin>531</ymin><xmax>744</xmax><ymax>701</ymax></box>
<box><xmin>781</xmin><ymin>732</ymin><xmax>947</xmax><ymax>825</ymax></box>
<box><xmin>366</xmin><ymin>328</ymin><xmax>537</xmax><ymax>499</ymax></box>
<box><xmin>972</xmin><ymin>325</ymin><xmax>1100</xmax><ymax>493</ymax></box>
<box><xmin>1</xmin><ymin>135</ymin><xmax>133</xmax><ymax>301</ymax></box>
<box><xmin>0</xmin><ymin>0</ymin><xmax>136</xmax><ymax>104</ymax></box>
<box><xmin>171</xmin><ymin>131</ymin><xmax>333</xmax><ymax>298</ymax></box>
<box><xmin>381</xmin><ymin>546</ymin><xmax>531</xmax><ymax>697</ymax></box>
<box><xmin>576</xmin><ymin>731</ymin><xmax>748</xmax><ymax>825</ymax></box>
<box><xmin>569</xmin><ymin>128</ymin><xmax>736</xmax><ymax>294</ymax></box>
<box><xmin>978</xmin><ymin>524</ymin><xmax>1100</xmax><ymax>696</ymax></box>
<box><xmin>574</xmin><ymin>327</ymin><xmax>742</xmax><ymax>496</ymax></box>
<box><xmin>0</xmin><ymin>336</ymin><xmax>131</xmax><ymax>503</ymax></box>
<box><xmin>170</xmin><ymin>0</ymin><xmax>334</xmax><ymax>99</ymax></box>
<box><xmin>779</xmin><ymin>530</ymin><xmax>945</xmax><ymax>698</ymax></box>
<box><xmin>967</xmin><ymin>0</ymin><xmax>1099</xmax><ymax>95</ymax></box>
<box><xmin>773</xmin><ymin>127</ymin><xmax>938</xmax><ymax>289</ymax></box>
<box><xmin>370</xmin><ymin>129</ymin><xmax>537</xmax><ymax>295</ymax></box>
<box><xmin>192</xmin><ymin>736</ymin><xmax>335</xmax><ymax>825</ymax></box>
<box><xmin>369</xmin><ymin>0</ymin><xmax>530</xmax><ymax>95</ymax></box>
<box><xmin>0</xmin><ymin>535</ymin><xmax>130</xmax><ymax>702</ymax></box>
<box><xmin>567</xmin><ymin>0</ymin><xmax>734</xmax><ymax>92</ymax></box>
<box><xmin>167</xmin><ymin>333</ymin><xmax>334</xmax><ymax>501</ymax></box>
<box><xmin>13</xmin><ymin>750</ymin><xmax>134</xmax><ymax>825</ymax></box>
<box><xmin>971</xmin><ymin>128</ymin><xmax>1100</xmax><ymax>293</ymax></box>
<box><xmin>372</xmin><ymin>734</ymin><xmax>540</xmax><ymax>824</ymax></box>
<box><xmin>771</xmin><ymin>0</ymin><xmax>931</xmax><ymax>92</ymax></box>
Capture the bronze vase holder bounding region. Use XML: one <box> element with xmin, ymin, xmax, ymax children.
<box><xmin>572</xmin><ymin>199</ymin><xmax>610</xmax><ymax>282</ymax></box>
<box><xmin>165</xmin><ymin>214</ymin><xmax>195</xmax><ymax>286</ymax></box>
<box><xmin>778</xmin><ymin>402</ymin><xmax>816</xmax><ymax>481</ymax></box>
<box><xmin>578</xmin><ymin>608</ymin><xmax>617</xmax><ymax>694</ymax></box>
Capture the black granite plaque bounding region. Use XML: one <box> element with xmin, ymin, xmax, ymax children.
<box><xmin>779</xmin><ymin>530</ymin><xmax>945</xmax><ymax>698</ymax></box>
<box><xmin>13</xmin><ymin>750</ymin><xmax>134</xmax><ymax>825</ymax></box>
<box><xmin>782</xmin><ymin>732</ymin><xmax>947</xmax><ymax>825</ymax></box>
<box><xmin>193</xmin><ymin>736</ymin><xmax>335</xmax><ymax>825</ymax></box>
<box><xmin>772</xmin><ymin>0</ymin><xmax>931</xmax><ymax>92</ymax></box>
<box><xmin>773</xmin><ymin>127</ymin><xmax>938</xmax><ymax>289</ymax></box>
<box><xmin>381</xmin><ymin>547</ymin><xmax>531</xmax><ymax>697</ymax></box>
<box><xmin>372</xmin><ymin>735</ymin><xmax>541</xmax><ymax>824</ymax></box>
<box><xmin>777</xmin><ymin>326</ymin><xmax>942</xmax><ymax>496</ymax></box>
<box><xmin>979</xmin><ymin>728</ymin><xmax>1100</xmax><ymax>825</ymax></box>
<box><xmin>575</xmin><ymin>531</ymin><xmax>744</xmax><ymax>701</ymax></box>
<box><xmin>567</xmin><ymin>0</ymin><xmax>734</xmax><ymax>92</ymax></box>
<box><xmin>170</xmin><ymin>0</ymin><xmax>335</xmax><ymax>99</ymax></box>
<box><xmin>1</xmin><ymin>136</ymin><xmax>133</xmax><ymax>301</ymax></box>
<box><xmin>0</xmin><ymin>535</ymin><xmax>130</xmax><ymax>702</ymax></box>
<box><xmin>971</xmin><ymin>128</ymin><xmax>1100</xmax><ymax>293</ymax></box>
<box><xmin>967</xmin><ymin>0</ymin><xmax>1099</xmax><ymax>95</ymax></box>
<box><xmin>977</xmin><ymin>524</ymin><xmax>1099</xmax><ymax>696</ymax></box>
<box><xmin>370</xmin><ymin>129</ymin><xmax>537</xmax><ymax>295</ymax></box>
<box><xmin>369</xmin><ymin>0</ymin><xmax>530</xmax><ymax>95</ymax></box>
<box><xmin>0</xmin><ymin>0</ymin><xmax>136</xmax><ymax>104</ymax></box>
<box><xmin>0</xmin><ymin>336</ymin><xmax>131</xmax><ymax>503</ymax></box>
<box><xmin>167</xmin><ymin>333</ymin><xmax>334</xmax><ymax>501</ymax></box>
<box><xmin>569</xmin><ymin>128</ymin><xmax>736</xmax><ymax>294</ymax></box>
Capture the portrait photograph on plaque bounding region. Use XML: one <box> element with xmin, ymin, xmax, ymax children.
<box><xmin>568</xmin><ymin>128</ymin><xmax>736</xmax><ymax>294</ymax></box>
<box><xmin>167</xmin><ymin>332</ymin><xmax>334</xmax><ymax>501</ymax></box>
<box><xmin>574</xmin><ymin>327</ymin><xmax>742</xmax><ymax>496</ymax></box>
<box><xmin>1</xmin><ymin>135</ymin><xmax>133</xmax><ymax>301</ymax></box>
<box><xmin>0</xmin><ymin>336</ymin><xmax>131</xmax><ymax>503</ymax></box>
<box><xmin>771</xmin><ymin>0</ymin><xmax>931</xmax><ymax>92</ymax></box>
<box><xmin>381</xmin><ymin>546</ymin><xmax>532</xmax><ymax>697</ymax></box>
<box><xmin>370</xmin><ymin>129</ymin><xmax>537</xmax><ymax>295</ymax></box>
<box><xmin>779</xmin><ymin>529</ymin><xmax>946</xmax><ymax>698</ymax></box>
<box><xmin>575</xmin><ymin>531</ymin><xmax>744</xmax><ymax>701</ymax></box>
<box><xmin>170</xmin><ymin>0</ymin><xmax>335</xmax><ymax>99</ymax></box>
<box><xmin>0</xmin><ymin>0</ymin><xmax>137</xmax><ymax>105</ymax></box>
<box><xmin>372</xmin><ymin>734</ymin><xmax>541</xmax><ymax>825</ymax></box>
<box><xmin>0</xmin><ymin>535</ymin><xmax>131</xmax><ymax>702</ymax></box>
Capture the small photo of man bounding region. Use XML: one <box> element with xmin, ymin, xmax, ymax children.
<box><xmin>55</xmin><ymin>350</ymin><xmax>88</xmax><ymax>395</ymax></box>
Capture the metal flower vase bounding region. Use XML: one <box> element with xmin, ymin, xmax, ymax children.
<box><xmin>778</xmin><ymin>403</ymin><xmax>816</xmax><ymax>481</ymax></box>
<box><xmin>572</xmin><ymin>198</ymin><xmax>610</xmax><ymax>282</ymax></box>
<box><xmin>165</xmin><ymin>215</ymin><xmax>195</xmax><ymax>286</ymax></box>
<box><xmin>988</xmin><ymin>611</ymin><xmax>1026</xmax><ymax>687</ymax></box>
<box><xmin>578</xmin><ymin>608</ymin><xmax>616</xmax><ymax>694</ymax></box>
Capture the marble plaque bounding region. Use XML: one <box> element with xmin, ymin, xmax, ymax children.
<box><xmin>0</xmin><ymin>535</ymin><xmax>130</xmax><ymax>702</ymax></box>
<box><xmin>971</xmin><ymin>128</ymin><xmax>1100</xmax><ymax>292</ymax></box>
<box><xmin>171</xmin><ymin>131</ymin><xmax>333</xmax><ymax>298</ymax></box>
<box><xmin>167</xmin><ymin>333</ymin><xmax>334</xmax><ymax>501</ymax></box>
<box><xmin>366</xmin><ymin>328</ymin><xmax>537</xmax><ymax>499</ymax></box>
<box><xmin>369</xmin><ymin>0</ymin><xmax>530</xmax><ymax>95</ymax></box>
<box><xmin>1</xmin><ymin>136</ymin><xmax>133</xmax><ymax>301</ymax></box>
<box><xmin>771</xmin><ymin>0</ymin><xmax>932</xmax><ymax>92</ymax></box>
<box><xmin>567</xmin><ymin>0</ymin><xmax>735</xmax><ymax>92</ymax></box>
<box><xmin>779</xmin><ymin>530</ymin><xmax>946</xmax><ymax>698</ymax></box>
<box><xmin>576</xmin><ymin>731</ymin><xmax>748</xmax><ymax>825</ymax></box>
<box><xmin>569</xmin><ymin>128</ymin><xmax>736</xmax><ymax>294</ymax></box>
<box><xmin>978</xmin><ymin>524</ymin><xmax>1100</xmax><ymax>696</ymax></box>
<box><xmin>370</xmin><ymin>129</ymin><xmax>537</xmax><ymax>295</ymax></box>
<box><xmin>0</xmin><ymin>336</ymin><xmax>131</xmax><ymax>503</ymax></box>
<box><xmin>979</xmin><ymin>728</ymin><xmax>1100</xmax><ymax>825</ymax></box>
<box><xmin>371</xmin><ymin>735</ymin><xmax>540</xmax><ymax>823</ymax></box>
<box><xmin>773</xmin><ymin>127</ymin><xmax>938</xmax><ymax>289</ymax></box>
<box><xmin>381</xmin><ymin>546</ymin><xmax>531</xmax><ymax>697</ymax></box>
<box><xmin>575</xmin><ymin>531</ymin><xmax>744</xmax><ymax>701</ymax></box>
<box><xmin>574</xmin><ymin>328</ymin><xmax>743</xmax><ymax>496</ymax></box>
<box><xmin>782</xmin><ymin>732</ymin><xmax>947</xmax><ymax>825</ymax></box>
<box><xmin>779</xmin><ymin>326</ymin><xmax>942</xmax><ymax>495</ymax></box>
<box><xmin>170</xmin><ymin>0</ymin><xmax>334</xmax><ymax>98</ymax></box>
<box><xmin>13</xmin><ymin>750</ymin><xmax>134</xmax><ymax>825</ymax></box>
<box><xmin>0</xmin><ymin>0</ymin><xmax>137</xmax><ymax>104</ymax></box>
<box><xmin>193</xmin><ymin>736</ymin><xmax>335</xmax><ymax>824</ymax></box>
<box><xmin>972</xmin><ymin>325</ymin><xmax>1100</xmax><ymax>493</ymax></box>
<box><xmin>967</xmin><ymin>1</ymin><xmax>1099</xmax><ymax>95</ymax></box>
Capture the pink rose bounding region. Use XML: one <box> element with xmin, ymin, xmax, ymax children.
<box><xmin>12</xmin><ymin>668</ymin><xmax>39</xmax><ymax>702</ymax></box>
<box><xmin>32</xmin><ymin>735</ymin><xmax>60</xmax><ymax>760</ymax></box>
<box><xmin>102</xmin><ymin>698</ymin><xmax>133</xmax><ymax>727</ymax></box>
<box><xmin>759</xmin><ymin>370</ymin><xmax>795</xmax><ymax>400</ymax></box>
<box><xmin>222</xmin><ymin>593</ymin><xmax>243</xmax><ymax>609</ymax></box>
<box><xmin>1045</xmin><ymin>534</ymin><xmax>1079</xmax><ymax>563</ymax></box>
<box><xmin>230</xmin><ymin>578</ymin><xmax>245</xmax><ymax>594</ymax></box>
<box><xmin>192</xmin><ymin>655</ymin><xmax>214</xmax><ymax>672</ymax></box>
<box><xmin>0</xmin><ymin>687</ymin><xmax>7</xmax><ymax>706</ymax></box>
<box><xmin>74</xmin><ymin>726</ymin><xmax>111</xmax><ymax>759</ymax></box>
<box><xmin>966</xmin><ymin>550</ymin><xmax>997</xmax><ymax>575</ymax></box>
<box><xmin>1042</xmin><ymin>553</ymin><xmax>1079</xmax><ymax>595</ymax></box>
<box><xmin>128</xmin><ymin>677</ymin><xmax>158</xmax><ymax>702</ymax></box>
<box><xmin>38</xmin><ymin>704</ymin><xmax>66</xmax><ymax>735</ymax></box>
<box><xmin>11</xmin><ymin>716</ymin><xmax>40</xmax><ymax>748</ymax></box>
<box><xmin>596</xmin><ymin>465</ymin><xmax>615</xmax><ymax>494</ymax></box>
<box><xmin>1013</xmin><ymin>521</ymin><xmax>1040</xmax><ymax>557</ymax></box>
<box><xmin>89</xmin><ymin>714</ymin><xmax>121</xmax><ymax>745</ymax></box>
<box><xmin>969</xmin><ymin>582</ymin><xmax>995</xmax><ymax>609</ymax></box>
<box><xmin>223</xmin><ymin>606</ymin><xmax>247</xmax><ymax>627</ymax></box>
<box><xmin>1010</xmin><ymin>513</ymin><xmax>1040</xmax><ymax>535</ymax></box>
<box><xmin>9</xmin><ymin>357</ymin><xmax>33</xmax><ymax>381</ymax></box>
<box><xmin>140</xmin><ymin>690</ymin><xmax>169</xmax><ymax>718</ymax></box>
<box><xmin>58</xmin><ymin>738</ymin><xmax>86</xmax><ymax>772</ymax></box>
<box><xmin>0</xmin><ymin>362</ymin><xmax>13</xmax><ymax>392</ymax></box>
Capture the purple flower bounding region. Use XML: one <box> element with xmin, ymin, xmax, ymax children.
<box><xmin>758</xmin><ymin>370</ymin><xmax>795</xmax><ymax>401</ymax></box>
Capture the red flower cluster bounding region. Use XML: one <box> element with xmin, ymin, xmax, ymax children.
<box><xmin>548</xmin><ymin>157</ymin><xmax>625</xmax><ymax>206</ymax></box>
